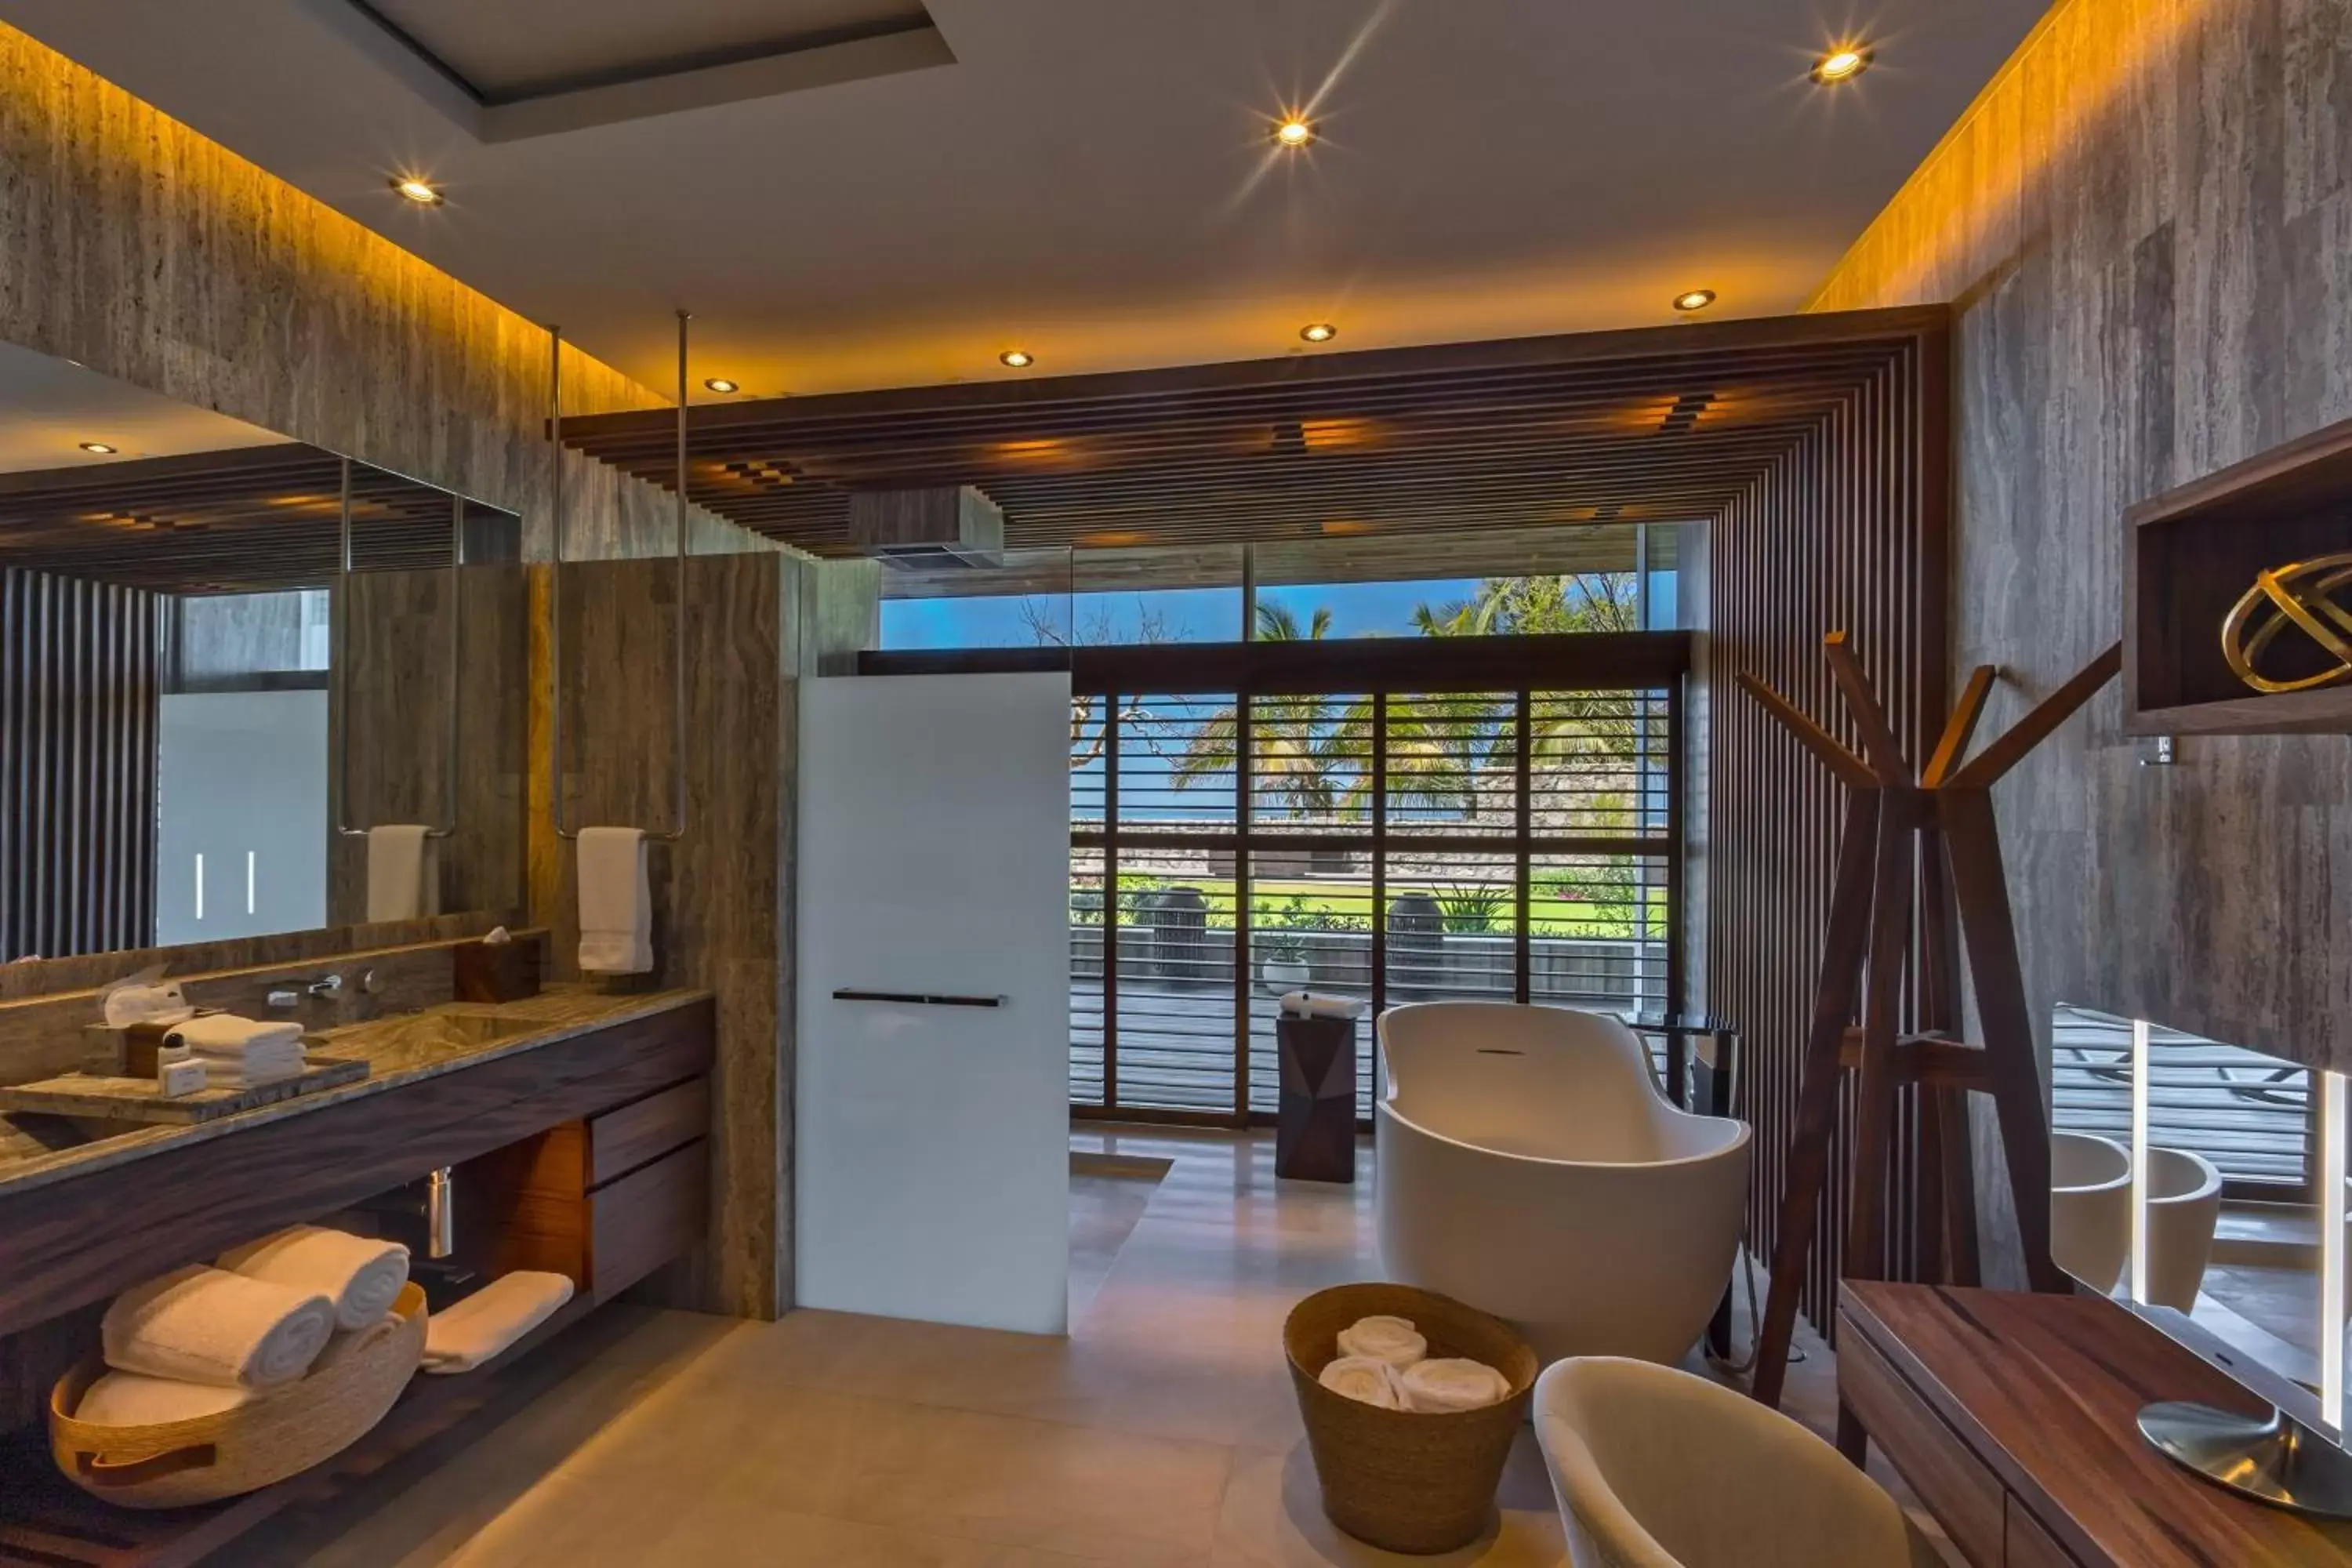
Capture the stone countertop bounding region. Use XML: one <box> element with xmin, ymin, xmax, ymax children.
<box><xmin>0</xmin><ymin>985</ymin><xmax>711</xmax><ymax>1200</ymax></box>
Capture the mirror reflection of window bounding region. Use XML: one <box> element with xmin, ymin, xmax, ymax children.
<box><xmin>156</xmin><ymin>590</ymin><xmax>332</xmax><ymax>945</ymax></box>
<box><xmin>2051</xmin><ymin>1003</ymin><xmax>2332</xmax><ymax>1410</ymax></box>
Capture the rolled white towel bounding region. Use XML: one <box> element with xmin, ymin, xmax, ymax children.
<box><xmin>220</xmin><ymin>1226</ymin><xmax>410</xmax><ymax>1332</ymax></box>
<box><xmin>1317</xmin><ymin>1355</ymin><xmax>1405</xmax><ymax>1410</ymax></box>
<box><xmin>423</xmin><ymin>1272</ymin><xmax>574</xmax><ymax>1374</ymax></box>
<box><xmin>101</xmin><ymin>1265</ymin><xmax>334</xmax><ymax>1390</ymax></box>
<box><xmin>1336</xmin><ymin>1314</ymin><xmax>1426</xmax><ymax>1370</ymax></box>
<box><xmin>75</xmin><ymin>1370</ymin><xmax>252</xmax><ymax>1427</ymax></box>
<box><xmin>164</xmin><ymin>1015</ymin><xmax>303</xmax><ymax>1055</ymax></box>
<box><xmin>1399</xmin><ymin>1357</ymin><xmax>1512</xmax><ymax>1414</ymax></box>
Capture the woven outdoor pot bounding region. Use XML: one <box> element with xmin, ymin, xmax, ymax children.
<box><xmin>51</xmin><ymin>1282</ymin><xmax>426</xmax><ymax>1508</ymax></box>
<box><xmin>1283</xmin><ymin>1281</ymin><xmax>1538</xmax><ymax>1554</ymax></box>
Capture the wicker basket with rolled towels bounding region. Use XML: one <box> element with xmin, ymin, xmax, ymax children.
<box><xmin>1284</xmin><ymin>1282</ymin><xmax>1538</xmax><ymax>1554</ymax></box>
<box><xmin>53</xmin><ymin>1283</ymin><xmax>426</xmax><ymax>1508</ymax></box>
<box><xmin>220</xmin><ymin>1225</ymin><xmax>410</xmax><ymax>1332</ymax></box>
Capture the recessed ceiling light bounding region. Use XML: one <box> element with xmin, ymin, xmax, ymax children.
<box><xmin>702</xmin><ymin>377</ymin><xmax>739</xmax><ymax>394</ymax></box>
<box><xmin>390</xmin><ymin>176</ymin><xmax>445</xmax><ymax>205</ymax></box>
<box><xmin>999</xmin><ymin>350</ymin><xmax>1035</xmax><ymax>368</ymax></box>
<box><xmin>1299</xmin><ymin>323</ymin><xmax>1338</xmax><ymax>343</ymax></box>
<box><xmin>1672</xmin><ymin>289</ymin><xmax>1718</xmax><ymax>313</ymax></box>
<box><xmin>1273</xmin><ymin>116</ymin><xmax>1315</xmax><ymax>148</ymax></box>
<box><xmin>78</xmin><ymin>441</ymin><xmax>116</xmax><ymax>454</ymax></box>
<box><xmin>1810</xmin><ymin>45</ymin><xmax>1873</xmax><ymax>85</ymax></box>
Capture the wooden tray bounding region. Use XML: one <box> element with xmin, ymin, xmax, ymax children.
<box><xmin>0</xmin><ymin>1055</ymin><xmax>369</xmax><ymax>1124</ymax></box>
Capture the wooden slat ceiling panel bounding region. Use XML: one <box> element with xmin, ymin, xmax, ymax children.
<box><xmin>0</xmin><ymin>445</ymin><xmax>487</xmax><ymax>593</ymax></box>
<box><xmin>554</xmin><ymin>314</ymin><xmax>1935</xmax><ymax>560</ymax></box>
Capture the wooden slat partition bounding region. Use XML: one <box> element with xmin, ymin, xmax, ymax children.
<box><xmin>1706</xmin><ymin>321</ymin><xmax>1950</xmax><ymax>1332</ymax></box>
<box><xmin>0</xmin><ymin>567</ymin><xmax>165</xmax><ymax>961</ymax></box>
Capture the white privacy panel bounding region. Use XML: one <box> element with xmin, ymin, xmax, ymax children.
<box><xmin>796</xmin><ymin>672</ymin><xmax>1071</xmax><ymax>1334</ymax></box>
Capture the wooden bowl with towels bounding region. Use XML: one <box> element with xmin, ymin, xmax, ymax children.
<box><xmin>50</xmin><ymin>1282</ymin><xmax>426</xmax><ymax>1508</ymax></box>
<box><xmin>1283</xmin><ymin>1281</ymin><xmax>1539</xmax><ymax>1555</ymax></box>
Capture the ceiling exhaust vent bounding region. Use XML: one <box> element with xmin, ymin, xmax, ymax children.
<box><xmin>846</xmin><ymin>485</ymin><xmax>1005</xmax><ymax>569</ymax></box>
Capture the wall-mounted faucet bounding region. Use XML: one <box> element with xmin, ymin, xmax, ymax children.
<box><xmin>307</xmin><ymin>973</ymin><xmax>343</xmax><ymax>999</ymax></box>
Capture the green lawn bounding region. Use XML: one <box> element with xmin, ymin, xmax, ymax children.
<box><xmin>1075</xmin><ymin>876</ymin><xmax>1665</xmax><ymax>940</ymax></box>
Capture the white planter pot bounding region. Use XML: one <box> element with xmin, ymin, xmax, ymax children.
<box><xmin>1261</xmin><ymin>957</ymin><xmax>1310</xmax><ymax>993</ymax></box>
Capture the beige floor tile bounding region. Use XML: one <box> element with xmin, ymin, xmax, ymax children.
<box><xmin>647</xmin><ymin>1504</ymin><xmax>1114</xmax><ymax>1566</ymax></box>
<box><xmin>257</xmin><ymin>1127</ymin><xmax>1856</xmax><ymax>1568</ymax></box>
<box><xmin>840</xmin><ymin>1399</ymin><xmax>1235</xmax><ymax>1566</ymax></box>
<box><xmin>1209</xmin><ymin>1439</ymin><xmax>1565</xmax><ymax>1567</ymax></box>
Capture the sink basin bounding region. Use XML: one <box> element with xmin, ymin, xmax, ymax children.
<box><xmin>311</xmin><ymin>1007</ymin><xmax>540</xmax><ymax>1059</ymax></box>
<box><xmin>424</xmin><ymin>1010</ymin><xmax>541</xmax><ymax>1047</ymax></box>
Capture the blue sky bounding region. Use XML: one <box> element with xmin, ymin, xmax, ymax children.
<box><xmin>882</xmin><ymin>576</ymin><xmax>1483</xmax><ymax>649</ymax></box>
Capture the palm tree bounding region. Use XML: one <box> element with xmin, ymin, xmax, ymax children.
<box><xmin>1169</xmin><ymin>603</ymin><xmax>1358</xmax><ymax>818</ymax></box>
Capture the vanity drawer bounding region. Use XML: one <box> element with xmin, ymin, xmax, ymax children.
<box><xmin>587</xmin><ymin>1076</ymin><xmax>709</xmax><ymax>1188</ymax></box>
<box><xmin>1840</xmin><ymin>1321</ymin><xmax>2006</xmax><ymax>1567</ymax></box>
<box><xmin>586</xmin><ymin>1138</ymin><xmax>707</xmax><ymax>1298</ymax></box>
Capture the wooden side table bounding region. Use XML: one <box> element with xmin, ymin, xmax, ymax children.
<box><xmin>1839</xmin><ymin>1281</ymin><xmax>2352</xmax><ymax>1566</ymax></box>
<box><xmin>1276</xmin><ymin>1014</ymin><xmax>1356</xmax><ymax>1183</ymax></box>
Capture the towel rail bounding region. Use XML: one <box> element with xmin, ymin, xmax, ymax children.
<box><xmin>547</xmin><ymin>314</ymin><xmax>691</xmax><ymax>844</ymax></box>
<box><xmin>831</xmin><ymin>989</ymin><xmax>1007</xmax><ymax>1009</ymax></box>
<box><xmin>334</xmin><ymin>460</ymin><xmax>462</xmax><ymax>841</ymax></box>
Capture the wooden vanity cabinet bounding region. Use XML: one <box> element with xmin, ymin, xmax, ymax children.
<box><xmin>459</xmin><ymin>1077</ymin><xmax>710</xmax><ymax>1298</ymax></box>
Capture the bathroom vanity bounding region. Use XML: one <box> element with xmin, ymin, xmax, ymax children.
<box><xmin>0</xmin><ymin>934</ymin><xmax>716</xmax><ymax>1561</ymax></box>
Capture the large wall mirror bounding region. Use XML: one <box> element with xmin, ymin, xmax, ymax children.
<box><xmin>0</xmin><ymin>340</ymin><xmax>527</xmax><ymax>968</ymax></box>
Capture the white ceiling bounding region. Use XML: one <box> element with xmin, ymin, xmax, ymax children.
<box><xmin>0</xmin><ymin>2</ymin><xmax>2047</xmax><ymax>399</ymax></box>
<box><xmin>0</xmin><ymin>340</ymin><xmax>289</xmax><ymax>474</ymax></box>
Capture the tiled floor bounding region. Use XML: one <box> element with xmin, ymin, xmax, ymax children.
<box><xmin>250</xmin><ymin>1127</ymin><xmax>1864</xmax><ymax>1566</ymax></box>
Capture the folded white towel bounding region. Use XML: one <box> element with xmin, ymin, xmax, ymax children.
<box><xmin>577</xmin><ymin>827</ymin><xmax>652</xmax><ymax>975</ymax></box>
<box><xmin>219</xmin><ymin>1226</ymin><xmax>410</xmax><ymax>1332</ymax></box>
<box><xmin>1336</xmin><ymin>1314</ymin><xmax>1426</xmax><ymax>1370</ymax></box>
<box><xmin>366</xmin><ymin>825</ymin><xmax>441</xmax><ymax>924</ymax></box>
<box><xmin>1318</xmin><ymin>1355</ymin><xmax>1405</xmax><ymax>1409</ymax></box>
<box><xmin>100</xmin><ymin>1265</ymin><xmax>334</xmax><ymax>1390</ymax></box>
<box><xmin>199</xmin><ymin>1058</ymin><xmax>305</xmax><ymax>1091</ymax></box>
<box><xmin>1279</xmin><ymin>989</ymin><xmax>1367</xmax><ymax>1021</ymax></box>
<box><xmin>423</xmin><ymin>1272</ymin><xmax>574</xmax><ymax>1374</ymax></box>
<box><xmin>75</xmin><ymin>1370</ymin><xmax>252</xmax><ymax>1427</ymax></box>
<box><xmin>165</xmin><ymin>1015</ymin><xmax>303</xmax><ymax>1056</ymax></box>
<box><xmin>1399</xmin><ymin>1357</ymin><xmax>1511</xmax><ymax>1414</ymax></box>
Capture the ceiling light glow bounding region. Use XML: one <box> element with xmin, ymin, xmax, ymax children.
<box><xmin>1672</xmin><ymin>289</ymin><xmax>1718</xmax><ymax>312</ymax></box>
<box><xmin>1273</xmin><ymin>116</ymin><xmax>1315</xmax><ymax>148</ymax></box>
<box><xmin>1300</xmin><ymin>322</ymin><xmax>1338</xmax><ymax>343</ymax></box>
<box><xmin>999</xmin><ymin>350</ymin><xmax>1035</xmax><ymax>368</ymax></box>
<box><xmin>1810</xmin><ymin>45</ymin><xmax>1873</xmax><ymax>85</ymax></box>
<box><xmin>390</xmin><ymin>176</ymin><xmax>445</xmax><ymax>205</ymax></box>
<box><xmin>702</xmin><ymin>377</ymin><xmax>739</xmax><ymax>394</ymax></box>
<box><xmin>78</xmin><ymin>441</ymin><xmax>117</xmax><ymax>454</ymax></box>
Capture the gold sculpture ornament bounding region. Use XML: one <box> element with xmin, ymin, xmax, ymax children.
<box><xmin>2220</xmin><ymin>553</ymin><xmax>2352</xmax><ymax>694</ymax></box>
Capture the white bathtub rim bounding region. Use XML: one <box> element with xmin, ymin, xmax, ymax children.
<box><xmin>1374</xmin><ymin>1098</ymin><xmax>1751</xmax><ymax>1173</ymax></box>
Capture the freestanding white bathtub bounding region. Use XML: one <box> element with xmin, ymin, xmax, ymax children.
<box><xmin>1376</xmin><ymin>1002</ymin><xmax>1751</xmax><ymax>1366</ymax></box>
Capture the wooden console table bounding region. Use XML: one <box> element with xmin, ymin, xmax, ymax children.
<box><xmin>1838</xmin><ymin>1281</ymin><xmax>2352</xmax><ymax>1566</ymax></box>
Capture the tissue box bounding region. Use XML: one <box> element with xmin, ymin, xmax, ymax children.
<box><xmin>452</xmin><ymin>933</ymin><xmax>543</xmax><ymax>1004</ymax></box>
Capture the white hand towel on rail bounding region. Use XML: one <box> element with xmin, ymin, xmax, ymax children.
<box><xmin>423</xmin><ymin>1271</ymin><xmax>575</xmax><ymax>1374</ymax></box>
<box><xmin>100</xmin><ymin>1265</ymin><xmax>335</xmax><ymax>1389</ymax></box>
<box><xmin>577</xmin><ymin>826</ymin><xmax>652</xmax><ymax>975</ymax></box>
<box><xmin>365</xmin><ymin>825</ymin><xmax>441</xmax><ymax>924</ymax></box>
<box><xmin>219</xmin><ymin>1226</ymin><xmax>411</xmax><ymax>1332</ymax></box>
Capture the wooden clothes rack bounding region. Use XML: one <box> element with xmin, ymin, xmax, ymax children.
<box><xmin>1739</xmin><ymin>633</ymin><xmax>2122</xmax><ymax>1425</ymax></box>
